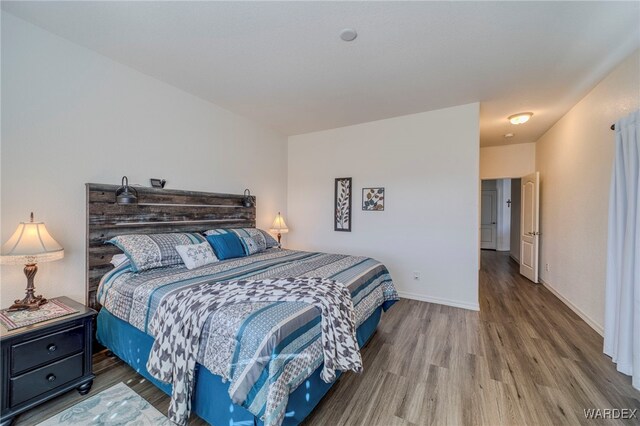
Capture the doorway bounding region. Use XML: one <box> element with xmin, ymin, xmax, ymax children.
<box><xmin>480</xmin><ymin>179</ymin><xmax>511</xmax><ymax>251</ymax></box>
<box><xmin>480</xmin><ymin>174</ymin><xmax>540</xmax><ymax>283</ymax></box>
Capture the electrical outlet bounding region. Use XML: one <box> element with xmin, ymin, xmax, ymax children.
<box><xmin>545</xmin><ymin>263</ymin><xmax>550</xmax><ymax>272</ymax></box>
<box><xmin>413</xmin><ymin>271</ymin><xmax>420</xmax><ymax>280</ymax></box>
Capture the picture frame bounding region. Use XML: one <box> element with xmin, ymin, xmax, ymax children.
<box><xmin>334</xmin><ymin>177</ymin><xmax>352</xmax><ymax>232</ymax></box>
<box><xmin>362</xmin><ymin>187</ymin><xmax>385</xmax><ymax>211</ymax></box>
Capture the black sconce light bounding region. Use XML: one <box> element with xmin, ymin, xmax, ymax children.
<box><xmin>115</xmin><ymin>176</ymin><xmax>138</xmax><ymax>205</ymax></box>
<box><xmin>150</xmin><ymin>178</ymin><xmax>166</xmax><ymax>188</ymax></box>
<box><xmin>243</xmin><ymin>189</ymin><xmax>254</xmax><ymax>208</ymax></box>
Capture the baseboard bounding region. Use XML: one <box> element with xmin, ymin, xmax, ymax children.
<box><xmin>539</xmin><ymin>278</ymin><xmax>604</xmax><ymax>336</ymax></box>
<box><xmin>397</xmin><ymin>291</ymin><xmax>480</xmax><ymax>312</ymax></box>
<box><xmin>509</xmin><ymin>254</ymin><xmax>520</xmax><ymax>264</ymax></box>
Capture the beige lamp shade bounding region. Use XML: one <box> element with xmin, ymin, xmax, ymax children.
<box><xmin>270</xmin><ymin>212</ymin><xmax>289</xmax><ymax>233</ymax></box>
<box><xmin>1</xmin><ymin>216</ymin><xmax>64</xmax><ymax>265</ymax></box>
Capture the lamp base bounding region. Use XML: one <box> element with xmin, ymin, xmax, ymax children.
<box><xmin>7</xmin><ymin>263</ymin><xmax>47</xmax><ymax>312</ymax></box>
<box><xmin>8</xmin><ymin>295</ymin><xmax>47</xmax><ymax>312</ymax></box>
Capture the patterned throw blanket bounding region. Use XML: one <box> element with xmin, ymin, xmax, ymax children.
<box><xmin>146</xmin><ymin>277</ymin><xmax>363</xmax><ymax>426</ymax></box>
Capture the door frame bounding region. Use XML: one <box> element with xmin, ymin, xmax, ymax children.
<box><xmin>479</xmin><ymin>175</ymin><xmax>527</xmax><ymax>267</ymax></box>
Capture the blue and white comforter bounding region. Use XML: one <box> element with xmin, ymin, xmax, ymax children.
<box><xmin>97</xmin><ymin>248</ymin><xmax>398</xmax><ymax>425</ymax></box>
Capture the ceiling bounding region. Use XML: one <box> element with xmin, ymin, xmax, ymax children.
<box><xmin>2</xmin><ymin>1</ymin><xmax>639</xmax><ymax>146</ymax></box>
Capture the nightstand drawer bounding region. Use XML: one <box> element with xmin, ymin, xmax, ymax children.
<box><xmin>11</xmin><ymin>325</ymin><xmax>84</xmax><ymax>375</ymax></box>
<box><xmin>10</xmin><ymin>353</ymin><xmax>84</xmax><ymax>406</ymax></box>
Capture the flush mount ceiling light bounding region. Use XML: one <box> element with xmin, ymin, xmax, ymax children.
<box><xmin>504</xmin><ymin>133</ymin><xmax>514</xmax><ymax>138</ymax></box>
<box><xmin>340</xmin><ymin>28</ymin><xmax>357</xmax><ymax>42</ymax></box>
<box><xmin>508</xmin><ymin>112</ymin><xmax>533</xmax><ymax>125</ymax></box>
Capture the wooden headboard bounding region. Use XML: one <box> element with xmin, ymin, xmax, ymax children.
<box><xmin>86</xmin><ymin>183</ymin><xmax>256</xmax><ymax>311</ymax></box>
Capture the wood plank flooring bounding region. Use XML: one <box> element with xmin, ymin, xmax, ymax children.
<box><xmin>14</xmin><ymin>251</ymin><xmax>640</xmax><ymax>425</ymax></box>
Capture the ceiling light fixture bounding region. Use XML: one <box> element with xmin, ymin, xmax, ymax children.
<box><xmin>340</xmin><ymin>28</ymin><xmax>357</xmax><ymax>42</ymax></box>
<box><xmin>504</xmin><ymin>133</ymin><xmax>514</xmax><ymax>138</ymax></box>
<box><xmin>508</xmin><ymin>112</ymin><xmax>533</xmax><ymax>125</ymax></box>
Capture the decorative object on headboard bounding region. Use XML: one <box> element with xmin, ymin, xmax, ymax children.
<box><xmin>270</xmin><ymin>212</ymin><xmax>289</xmax><ymax>247</ymax></box>
<box><xmin>1</xmin><ymin>212</ymin><xmax>64</xmax><ymax>311</ymax></box>
<box><xmin>115</xmin><ymin>176</ymin><xmax>138</xmax><ymax>205</ymax></box>
<box><xmin>242</xmin><ymin>189</ymin><xmax>254</xmax><ymax>208</ymax></box>
<box><xmin>86</xmin><ymin>184</ymin><xmax>256</xmax><ymax>311</ymax></box>
<box><xmin>150</xmin><ymin>178</ymin><xmax>166</xmax><ymax>188</ymax></box>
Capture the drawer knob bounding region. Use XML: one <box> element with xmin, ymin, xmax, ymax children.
<box><xmin>46</xmin><ymin>374</ymin><xmax>57</xmax><ymax>382</ymax></box>
<box><xmin>47</xmin><ymin>344</ymin><xmax>57</xmax><ymax>353</ymax></box>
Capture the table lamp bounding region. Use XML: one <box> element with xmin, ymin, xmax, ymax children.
<box><xmin>1</xmin><ymin>213</ymin><xmax>64</xmax><ymax>311</ymax></box>
<box><xmin>270</xmin><ymin>212</ymin><xmax>289</xmax><ymax>248</ymax></box>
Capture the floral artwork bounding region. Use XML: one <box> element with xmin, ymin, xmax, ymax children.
<box><xmin>334</xmin><ymin>178</ymin><xmax>352</xmax><ymax>232</ymax></box>
<box><xmin>362</xmin><ymin>188</ymin><xmax>385</xmax><ymax>211</ymax></box>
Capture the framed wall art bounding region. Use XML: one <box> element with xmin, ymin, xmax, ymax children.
<box><xmin>362</xmin><ymin>187</ymin><xmax>385</xmax><ymax>211</ymax></box>
<box><xmin>334</xmin><ymin>177</ymin><xmax>352</xmax><ymax>232</ymax></box>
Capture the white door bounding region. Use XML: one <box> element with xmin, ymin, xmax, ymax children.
<box><xmin>480</xmin><ymin>189</ymin><xmax>497</xmax><ymax>249</ymax></box>
<box><xmin>520</xmin><ymin>172</ymin><xmax>540</xmax><ymax>283</ymax></box>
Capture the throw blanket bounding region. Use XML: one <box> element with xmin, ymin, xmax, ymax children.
<box><xmin>146</xmin><ymin>277</ymin><xmax>362</xmax><ymax>426</ymax></box>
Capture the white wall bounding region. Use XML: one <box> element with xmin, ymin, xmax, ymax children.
<box><xmin>535</xmin><ymin>49</ymin><xmax>639</xmax><ymax>334</ymax></box>
<box><xmin>496</xmin><ymin>179</ymin><xmax>511</xmax><ymax>252</ymax></box>
<box><xmin>0</xmin><ymin>13</ymin><xmax>288</xmax><ymax>307</ymax></box>
<box><xmin>480</xmin><ymin>143</ymin><xmax>535</xmax><ymax>179</ymax></box>
<box><xmin>288</xmin><ymin>103</ymin><xmax>480</xmax><ymax>310</ymax></box>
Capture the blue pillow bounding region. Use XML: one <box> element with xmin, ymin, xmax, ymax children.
<box><xmin>206</xmin><ymin>233</ymin><xmax>245</xmax><ymax>260</ymax></box>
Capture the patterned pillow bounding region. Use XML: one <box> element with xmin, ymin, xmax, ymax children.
<box><xmin>110</xmin><ymin>253</ymin><xmax>129</xmax><ymax>267</ymax></box>
<box><xmin>240</xmin><ymin>237</ymin><xmax>263</xmax><ymax>256</ymax></box>
<box><xmin>107</xmin><ymin>233</ymin><xmax>204</xmax><ymax>272</ymax></box>
<box><xmin>175</xmin><ymin>242</ymin><xmax>218</xmax><ymax>270</ymax></box>
<box><xmin>239</xmin><ymin>231</ymin><xmax>266</xmax><ymax>255</ymax></box>
<box><xmin>204</xmin><ymin>228</ymin><xmax>277</xmax><ymax>249</ymax></box>
<box><xmin>258</xmin><ymin>229</ymin><xmax>279</xmax><ymax>248</ymax></box>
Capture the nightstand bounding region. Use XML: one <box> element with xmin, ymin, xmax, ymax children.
<box><xmin>0</xmin><ymin>297</ymin><xmax>96</xmax><ymax>426</ymax></box>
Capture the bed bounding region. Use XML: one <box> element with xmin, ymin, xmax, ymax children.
<box><xmin>86</xmin><ymin>183</ymin><xmax>398</xmax><ymax>425</ymax></box>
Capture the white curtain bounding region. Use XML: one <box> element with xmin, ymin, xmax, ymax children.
<box><xmin>604</xmin><ymin>109</ymin><xmax>640</xmax><ymax>390</ymax></box>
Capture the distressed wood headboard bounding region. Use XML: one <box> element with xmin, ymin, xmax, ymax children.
<box><xmin>85</xmin><ymin>183</ymin><xmax>256</xmax><ymax>311</ymax></box>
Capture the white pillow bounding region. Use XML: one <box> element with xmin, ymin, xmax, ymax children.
<box><xmin>110</xmin><ymin>253</ymin><xmax>129</xmax><ymax>267</ymax></box>
<box><xmin>175</xmin><ymin>242</ymin><xmax>218</xmax><ymax>270</ymax></box>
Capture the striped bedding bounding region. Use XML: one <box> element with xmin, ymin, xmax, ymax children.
<box><xmin>97</xmin><ymin>248</ymin><xmax>398</xmax><ymax>425</ymax></box>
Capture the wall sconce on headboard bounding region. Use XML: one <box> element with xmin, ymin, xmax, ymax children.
<box><xmin>243</xmin><ymin>189</ymin><xmax>254</xmax><ymax>208</ymax></box>
<box><xmin>115</xmin><ymin>176</ymin><xmax>138</xmax><ymax>205</ymax></box>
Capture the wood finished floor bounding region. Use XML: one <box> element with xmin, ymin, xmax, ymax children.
<box><xmin>14</xmin><ymin>251</ymin><xmax>640</xmax><ymax>425</ymax></box>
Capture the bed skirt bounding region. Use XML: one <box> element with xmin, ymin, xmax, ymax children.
<box><xmin>96</xmin><ymin>302</ymin><xmax>391</xmax><ymax>425</ymax></box>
